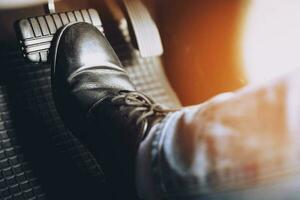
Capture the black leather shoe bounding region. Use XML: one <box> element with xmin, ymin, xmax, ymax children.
<box><xmin>51</xmin><ymin>22</ymin><xmax>168</xmax><ymax>199</ymax></box>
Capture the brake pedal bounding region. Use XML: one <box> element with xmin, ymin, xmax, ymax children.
<box><xmin>15</xmin><ymin>7</ymin><xmax>103</xmax><ymax>63</ymax></box>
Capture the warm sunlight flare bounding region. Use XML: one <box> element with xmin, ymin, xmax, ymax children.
<box><xmin>242</xmin><ymin>0</ymin><xmax>300</xmax><ymax>83</ymax></box>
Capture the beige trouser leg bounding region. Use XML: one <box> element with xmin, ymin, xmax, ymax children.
<box><xmin>137</xmin><ymin>69</ymin><xmax>300</xmax><ymax>199</ymax></box>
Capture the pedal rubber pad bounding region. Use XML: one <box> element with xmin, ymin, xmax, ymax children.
<box><xmin>15</xmin><ymin>9</ymin><xmax>103</xmax><ymax>63</ymax></box>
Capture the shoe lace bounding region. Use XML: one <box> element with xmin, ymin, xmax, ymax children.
<box><xmin>111</xmin><ymin>91</ymin><xmax>176</xmax><ymax>143</ymax></box>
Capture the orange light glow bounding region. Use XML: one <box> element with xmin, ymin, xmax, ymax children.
<box><xmin>242</xmin><ymin>0</ymin><xmax>300</xmax><ymax>84</ymax></box>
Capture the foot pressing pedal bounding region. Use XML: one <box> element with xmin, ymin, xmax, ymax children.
<box><xmin>15</xmin><ymin>8</ymin><xmax>103</xmax><ymax>63</ymax></box>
